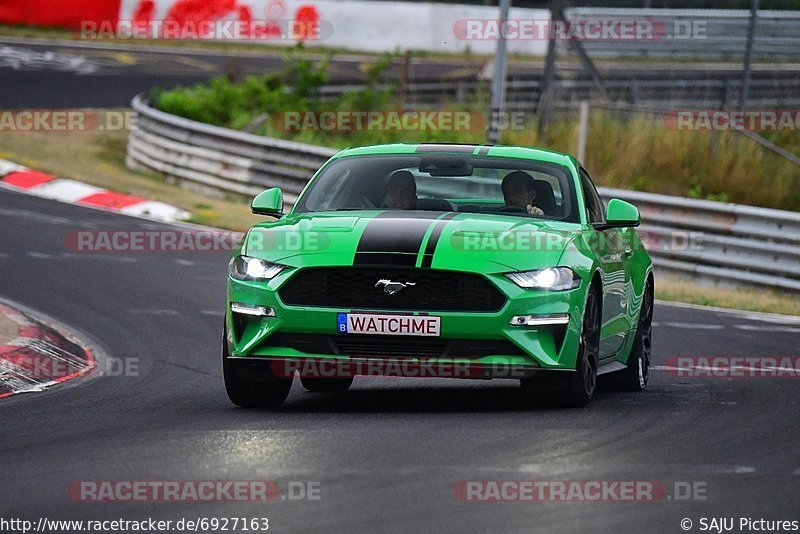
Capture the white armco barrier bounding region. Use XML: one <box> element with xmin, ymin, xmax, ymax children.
<box><xmin>116</xmin><ymin>0</ymin><xmax>550</xmax><ymax>55</ymax></box>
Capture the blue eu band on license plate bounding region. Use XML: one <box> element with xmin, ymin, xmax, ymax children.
<box><xmin>337</xmin><ymin>313</ymin><xmax>441</xmax><ymax>337</ymax></box>
<box><xmin>337</xmin><ymin>313</ymin><xmax>348</xmax><ymax>333</ymax></box>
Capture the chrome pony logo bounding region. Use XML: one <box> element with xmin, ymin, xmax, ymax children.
<box><xmin>375</xmin><ymin>279</ymin><xmax>416</xmax><ymax>295</ymax></box>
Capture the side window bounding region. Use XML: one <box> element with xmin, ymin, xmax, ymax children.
<box><xmin>579</xmin><ymin>169</ymin><xmax>605</xmax><ymax>224</ymax></box>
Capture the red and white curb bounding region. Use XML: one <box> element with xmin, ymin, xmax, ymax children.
<box><xmin>0</xmin><ymin>158</ymin><xmax>190</xmax><ymax>223</ymax></box>
<box><xmin>0</xmin><ymin>303</ymin><xmax>96</xmax><ymax>398</ymax></box>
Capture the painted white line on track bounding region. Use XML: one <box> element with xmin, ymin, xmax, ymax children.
<box><xmin>662</xmin><ymin>322</ymin><xmax>725</xmax><ymax>330</ymax></box>
<box><xmin>696</xmin><ymin>465</ymin><xmax>756</xmax><ymax>474</ymax></box>
<box><xmin>26</xmin><ymin>251</ymin><xmax>56</xmax><ymax>259</ymax></box>
<box><xmin>733</xmin><ymin>325</ymin><xmax>800</xmax><ymax>333</ymax></box>
<box><xmin>657</xmin><ymin>323</ymin><xmax>800</xmax><ymax>332</ymax></box>
<box><xmin>652</xmin><ymin>365</ymin><xmax>799</xmax><ymax>374</ymax></box>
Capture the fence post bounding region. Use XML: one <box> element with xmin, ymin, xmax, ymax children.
<box><xmin>740</xmin><ymin>0</ymin><xmax>759</xmax><ymax>111</ymax></box>
<box><xmin>577</xmin><ymin>101</ymin><xmax>590</xmax><ymax>163</ymax></box>
<box><xmin>487</xmin><ymin>0</ymin><xmax>511</xmax><ymax>145</ymax></box>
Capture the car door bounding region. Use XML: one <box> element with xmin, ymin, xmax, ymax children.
<box><xmin>579</xmin><ymin>169</ymin><xmax>629</xmax><ymax>359</ymax></box>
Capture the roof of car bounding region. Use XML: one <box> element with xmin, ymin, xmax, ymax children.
<box><xmin>331</xmin><ymin>143</ymin><xmax>579</xmax><ymax>169</ymax></box>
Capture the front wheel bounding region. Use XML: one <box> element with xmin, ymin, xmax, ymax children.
<box><xmin>223</xmin><ymin>327</ymin><xmax>292</xmax><ymax>408</ymax></box>
<box><xmin>557</xmin><ymin>287</ymin><xmax>600</xmax><ymax>407</ymax></box>
<box><xmin>521</xmin><ymin>286</ymin><xmax>600</xmax><ymax>408</ymax></box>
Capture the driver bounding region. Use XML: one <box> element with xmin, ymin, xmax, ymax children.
<box><xmin>501</xmin><ymin>171</ymin><xmax>544</xmax><ymax>216</ymax></box>
<box><xmin>383</xmin><ymin>170</ymin><xmax>418</xmax><ymax>210</ymax></box>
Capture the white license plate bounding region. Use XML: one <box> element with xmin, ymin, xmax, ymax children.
<box><xmin>337</xmin><ymin>313</ymin><xmax>440</xmax><ymax>337</ymax></box>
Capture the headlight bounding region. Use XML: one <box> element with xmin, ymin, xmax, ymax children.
<box><xmin>229</xmin><ymin>255</ymin><xmax>285</xmax><ymax>281</ymax></box>
<box><xmin>506</xmin><ymin>267</ymin><xmax>580</xmax><ymax>291</ymax></box>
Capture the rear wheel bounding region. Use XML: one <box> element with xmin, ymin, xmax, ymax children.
<box><xmin>300</xmin><ymin>376</ymin><xmax>354</xmax><ymax>393</ymax></box>
<box><xmin>223</xmin><ymin>326</ymin><xmax>292</xmax><ymax>408</ymax></box>
<box><xmin>617</xmin><ymin>278</ymin><xmax>653</xmax><ymax>391</ymax></box>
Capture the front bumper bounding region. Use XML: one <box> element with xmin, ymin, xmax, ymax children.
<box><xmin>226</xmin><ymin>269</ymin><xmax>588</xmax><ymax>376</ymax></box>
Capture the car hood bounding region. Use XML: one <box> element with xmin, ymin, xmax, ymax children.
<box><xmin>243</xmin><ymin>210</ymin><xmax>579</xmax><ymax>274</ymax></box>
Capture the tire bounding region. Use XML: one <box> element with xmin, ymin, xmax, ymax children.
<box><xmin>617</xmin><ymin>277</ymin><xmax>653</xmax><ymax>392</ymax></box>
<box><xmin>555</xmin><ymin>286</ymin><xmax>601</xmax><ymax>407</ymax></box>
<box><xmin>222</xmin><ymin>326</ymin><xmax>292</xmax><ymax>408</ymax></box>
<box><xmin>300</xmin><ymin>376</ymin><xmax>354</xmax><ymax>393</ymax></box>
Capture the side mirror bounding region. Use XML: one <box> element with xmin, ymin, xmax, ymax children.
<box><xmin>595</xmin><ymin>199</ymin><xmax>640</xmax><ymax>230</ymax></box>
<box><xmin>251</xmin><ymin>188</ymin><xmax>284</xmax><ymax>217</ymax></box>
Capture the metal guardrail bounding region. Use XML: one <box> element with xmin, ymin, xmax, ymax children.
<box><xmin>562</xmin><ymin>9</ymin><xmax>800</xmax><ymax>59</ymax></box>
<box><xmin>322</xmin><ymin>74</ymin><xmax>800</xmax><ymax>113</ymax></box>
<box><xmin>127</xmin><ymin>95</ymin><xmax>800</xmax><ymax>292</ymax></box>
<box><xmin>128</xmin><ymin>94</ymin><xmax>334</xmax><ymax>204</ymax></box>
<box><xmin>596</xmin><ymin>188</ymin><xmax>800</xmax><ymax>292</ymax></box>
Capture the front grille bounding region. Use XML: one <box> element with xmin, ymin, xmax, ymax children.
<box><xmin>279</xmin><ymin>267</ymin><xmax>506</xmax><ymax>312</ymax></box>
<box><xmin>265</xmin><ymin>333</ymin><xmax>527</xmax><ymax>359</ymax></box>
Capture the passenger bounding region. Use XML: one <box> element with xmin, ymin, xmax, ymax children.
<box><xmin>384</xmin><ymin>171</ymin><xmax>418</xmax><ymax>210</ymax></box>
<box><xmin>501</xmin><ymin>171</ymin><xmax>544</xmax><ymax>216</ymax></box>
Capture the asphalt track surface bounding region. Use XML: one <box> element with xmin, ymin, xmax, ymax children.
<box><xmin>1</xmin><ymin>186</ymin><xmax>799</xmax><ymax>533</ymax></box>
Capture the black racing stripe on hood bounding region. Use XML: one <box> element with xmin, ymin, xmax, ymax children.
<box><xmin>353</xmin><ymin>211</ymin><xmax>440</xmax><ymax>266</ymax></box>
<box><xmin>352</xmin><ymin>252</ymin><xmax>419</xmax><ymax>266</ymax></box>
<box><xmin>421</xmin><ymin>213</ymin><xmax>458</xmax><ymax>268</ymax></box>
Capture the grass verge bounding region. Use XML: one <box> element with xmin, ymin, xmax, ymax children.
<box><xmin>656</xmin><ymin>277</ymin><xmax>800</xmax><ymax>316</ymax></box>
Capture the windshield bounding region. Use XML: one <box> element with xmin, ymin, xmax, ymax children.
<box><xmin>293</xmin><ymin>154</ymin><xmax>580</xmax><ymax>223</ymax></box>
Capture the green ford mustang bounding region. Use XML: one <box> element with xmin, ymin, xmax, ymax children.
<box><xmin>224</xmin><ymin>143</ymin><xmax>654</xmax><ymax>408</ymax></box>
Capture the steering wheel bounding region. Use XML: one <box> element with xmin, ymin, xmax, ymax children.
<box><xmin>496</xmin><ymin>205</ymin><xmax>527</xmax><ymax>213</ymax></box>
